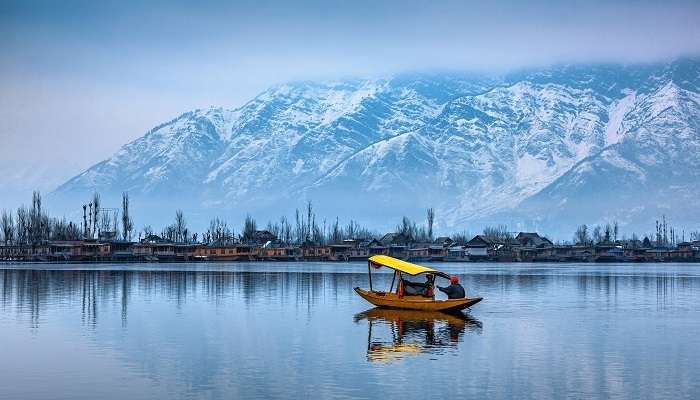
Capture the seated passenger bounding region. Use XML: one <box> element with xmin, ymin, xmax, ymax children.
<box><xmin>438</xmin><ymin>275</ymin><xmax>466</xmax><ymax>299</ymax></box>
<box><xmin>424</xmin><ymin>274</ymin><xmax>434</xmax><ymax>298</ymax></box>
<box><xmin>401</xmin><ymin>279</ymin><xmax>424</xmax><ymax>295</ymax></box>
<box><xmin>402</xmin><ymin>275</ymin><xmax>435</xmax><ymax>297</ymax></box>
<box><xmin>401</xmin><ymin>279</ymin><xmax>428</xmax><ymax>296</ymax></box>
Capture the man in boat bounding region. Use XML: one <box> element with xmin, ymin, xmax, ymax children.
<box><xmin>438</xmin><ymin>275</ymin><xmax>465</xmax><ymax>299</ymax></box>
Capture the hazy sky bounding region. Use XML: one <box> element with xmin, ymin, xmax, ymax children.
<box><xmin>1</xmin><ymin>0</ymin><xmax>699</xmax><ymax>207</ymax></box>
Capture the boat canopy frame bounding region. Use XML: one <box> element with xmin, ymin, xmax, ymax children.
<box><xmin>366</xmin><ymin>255</ymin><xmax>449</xmax><ymax>292</ymax></box>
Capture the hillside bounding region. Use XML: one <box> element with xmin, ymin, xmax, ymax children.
<box><xmin>52</xmin><ymin>59</ymin><xmax>700</xmax><ymax>237</ymax></box>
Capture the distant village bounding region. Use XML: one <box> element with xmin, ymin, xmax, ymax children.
<box><xmin>1</xmin><ymin>192</ymin><xmax>699</xmax><ymax>263</ymax></box>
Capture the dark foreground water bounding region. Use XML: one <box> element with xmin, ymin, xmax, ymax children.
<box><xmin>1</xmin><ymin>262</ymin><xmax>699</xmax><ymax>400</ymax></box>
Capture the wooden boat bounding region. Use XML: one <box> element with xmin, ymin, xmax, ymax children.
<box><xmin>354</xmin><ymin>255</ymin><xmax>482</xmax><ymax>312</ymax></box>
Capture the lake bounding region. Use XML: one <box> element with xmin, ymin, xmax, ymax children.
<box><xmin>1</xmin><ymin>262</ymin><xmax>699</xmax><ymax>399</ymax></box>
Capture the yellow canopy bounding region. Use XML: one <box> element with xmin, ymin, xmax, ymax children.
<box><xmin>368</xmin><ymin>255</ymin><xmax>438</xmax><ymax>276</ymax></box>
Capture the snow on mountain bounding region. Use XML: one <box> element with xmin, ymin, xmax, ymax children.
<box><xmin>52</xmin><ymin>60</ymin><xmax>700</xmax><ymax>236</ymax></box>
<box><xmin>509</xmin><ymin>79</ymin><xmax>700</xmax><ymax>236</ymax></box>
<box><xmin>604</xmin><ymin>89</ymin><xmax>636</xmax><ymax>146</ymax></box>
<box><xmin>309</xmin><ymin>79</ymin><xmax>617</xmax><ymax>223</ymax></box>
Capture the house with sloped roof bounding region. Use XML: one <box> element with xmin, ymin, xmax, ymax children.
<box><xmin>380</xmin><ymin>232</ymin><xmax>413</xmax><ymax>246</ymax></box>
<box><xmin>466</xmin><ymin>235</ymin><xmax>521</xmax><ymax>260</ymax></box>
<box><xmin>252</xmin><ymin>230</ymin><xmax>277</xmax><ymax>244</ymax></box>
<box><xmin>465</xmin><ymin>235</ymin><xmax>494</xmax><ymax>257</ymax></box>
<box><xmin>515</xmin><ymin>232</ymin><xmax>553</xmax><ymax>248</ymax></box>
<box><xmin>360</xmin><ymin>238</ymin><xmax>387</xmax><ymax>256</ymax></box>
<box><xmin>434</xmin><ymin>236</ymin><xmax>454</xmax><ymax>247</ymax></box>
<box><xmin>446</xmin><ymin>244</ymin><xmax>466</xmax><ymax>260</ymax></box>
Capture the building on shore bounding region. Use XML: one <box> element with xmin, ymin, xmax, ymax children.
<box><xmin>194</xmin><ymin>243</ymin><xmax>256</xmax><ymax>261</ymax></box>
<box><xmin>2</xmin><ymin>231</ymin><xmax>699</xmax><ymax>264</ymax></box>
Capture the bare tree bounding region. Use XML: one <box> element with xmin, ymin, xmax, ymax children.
<box><xmin>662</xmin><ymin>215</ymin><xmax>668</xmax><ymax>247</ymax></box>
<box><xmin>574</xmin><ymin>224</ymin><xmax>590</xmax><ymax>245</ymax></box>
<box><xmin>279</xmin><ymin>216</ymin><xmax>291</xmax><ymax>245</ymax></box>
<box><xmin>266</xmin><ymin>220</ymin><xmax>280</xmax><ymax>239</ymax></box>
<box><xmin>29</xmin><ymin>191</ymin><xmax>46</xmax><ymax>242</ymax></box>
<box><xmin>91</xmin><ymin>192</ymin><xmax>100</xmax><ymax>239</ymax></box>
<box><xmin>242</xmin><ymin>214</ymin><xmax>257</xmax><ymax>243</ymax></box>
<box><xmin>427</xmin><ymin>208</ymin><xmax>435</xmax><ymax>241</ymax></box>
<box><xmin>295</xmin><ymin>209</ymin><xmax>301</xmax><ymax>244</ymax></box>
<box><xmin>604</xmin><ymin>223</ymin><xmax>612</xmax><ymax>244</ymax></box>
<box><xmin>121</xmin><ymin>192</ymin><xmax>134</xmax><ymax>241</ymax></box>
<box><xmin>483</xmin><ymin>224</ymin><xmax>511</xmax><ymax>241</ymax></box>
<box><xmin>312</xmin><ymin>217</ymin><xmax>322</xmax><ymax>244</ymax></box>
<box><xmin>16</xmin><ymin>206</ymin><xmax>29</xmax><ymax>245</ymax></box>
<box><xmin>174</xmin><ymin>209</ymin><xmax>186</xmax><ymax>243</ymax></box>
<box><xmin>1</xmin><ymin>210</ymin><xmax>14</xmax><ymax>245</ymax></box>
<box><xmin>143</xmin><ymin>225</ymin><xmax>153</xmax><ymax>238</ymax></box>
<box><xmin>346</xmin><ymin>219</ymin><xmax>358</xmax><ymax>240</ymax></box>
<box><xmin>330</xmin><ymin>217</ymin><xmax>341</xmax><ymax>244</ymax></box>
<box><xmin>49</xmin><ymin>217</ymin><xmax>81</xmax><ymax>240</ymax></box>
<box><xmin>207</xmin><ymin>217</ymin><xmax>234</xmax><ymax>244</ymax></box>
<box><xmin>82</xmin><ymin>204</ymin><xmax>88</xmax><ymax>238</ymax></box>
<box><xmin>306</xmin><ymin>201</ymin><xmax>313</xmax><ymax>242</ymax></box>
<box><xmin>452</xmin><ymin>229</ymin><xmax>471</xmax><ymax>244</ymax></box>
<box><xmin>112</xmin><ymin>210</ymin><xmax>119</xmax><ymax>239</ymax></box>
<box><xmin>631</xmin><ymin>232</ymin><xmax>639</xmax><ymax>247</ymax></box>
<box><xmin>162</xmin><ymin>225</ymin><xmax>176</xmax><ymax>242</ymax></box>
<box><xmin>98</xmin><ymin>209</ymin><xmax>112</xmax><ymax>237</ymax></box>
<box><xmin>397</xmin><ymin>216</ymin><xmax>412</xmax><ymax>237</ymax></box>
<box><xmin>592</xmin><ymin>225</ymin><xmax>602</xmax><ymax>244</ymax></box>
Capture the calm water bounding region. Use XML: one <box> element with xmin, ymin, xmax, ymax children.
<box><xmin>1</xmin><ymin>262</ymin><xmax>699</xmax><ymax>400</ymax></box>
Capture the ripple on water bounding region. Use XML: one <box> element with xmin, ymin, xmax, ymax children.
<box><xmin>0</xmin><ymin>263</ymin><xmax>699</xmax><ymax>399</ymax></box>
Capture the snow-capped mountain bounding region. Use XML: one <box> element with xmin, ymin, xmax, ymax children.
<box><xmin>53</xmin><ymin>59</ymin><xmax>700</xmax><ymax>237</ymax></box>
<box><xmin>511</xmin><ymin>79</ymin><xmax>700</xmax><ymax>235</ymax></box>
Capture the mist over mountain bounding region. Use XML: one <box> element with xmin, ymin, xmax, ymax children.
<box><xmin>51</xmin><ymin>58</ymin><xmax>700</xmax><ymax>238</ymax></box>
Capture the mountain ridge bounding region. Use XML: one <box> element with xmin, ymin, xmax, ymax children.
<box><xmin>52</xmin><ymin>59</ymin><xmax>700</xmax><ymax>237</ymax></box>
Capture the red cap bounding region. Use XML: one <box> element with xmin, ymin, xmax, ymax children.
<box><xmin>450</xmin><ymin>275</ymin><xmax>459</xmax><ymax>284</ymax></box>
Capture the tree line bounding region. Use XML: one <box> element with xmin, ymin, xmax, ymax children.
<box><xmin>2</xmin><ymin>191</ymin><xmax>699</xmax><ymax>247</ymax></box>
<box><xmin>572</xmin><ymin>216</ymin><xmax>698</xmax><ymax>248</ymax></box>
<box><xmin>0</xmin><ymin>192</ymin><xmax>443</xmax><ymax>246</ymax></box>
<box><xmin>1</xmin><ymin>192</ymin><xmax>82</xmax><ymax>245</ymax></box>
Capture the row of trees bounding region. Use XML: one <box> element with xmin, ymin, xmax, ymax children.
<box><xmin>394</xmin><ymin>214</ymin><xmax>433</xmax><ymax>242</ymax></box>
<box><xmin>1</xmin><ymin>192</ymin><xmax>82</xmax><ymax>245</ymax></box>
<box><xmin>207</xmin><ymin>202</ymin><xmax>378</xmax><ymax>245</ymax></box>
<box><xmin>76</xmin><ymin>192</ymin><xmax>135</xmax><ymax>242</ymax></box>
<box><xmin>153</xmin><ymin>202</ymin><xmax>438</xmax><ymax>246</ymax></box>
<box><xmin>573</xmin><ymin>217</ymin><xmax>698</xmax><ymax>248</ymax></box>
<box><xmin>573</xmin><ymin>221</ymin><xmax>620</xmax><ymax>246</ymax></box>
<box><xmin>160</xmin><ymin>209</ymin><xmax>188</xmax><ymax>243</ymax></box>
<box><xmin>3</xmin><ymin>191</ymin><xmax>700</xmax><ymax>248</ymax></box>
<box><xmin>0</xmin><ymin>191</ymin><xmax>136</xmax><ymax>246</ymax></box>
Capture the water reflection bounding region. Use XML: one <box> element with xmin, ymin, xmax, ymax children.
<box><xmin>0</xmin><ymin>269</ymin><xmax>363</xmax><ymax>327</ymax></box>
<box><xmin>354</xmin><ymin>308</ymin><xmax>482</xmax><ymax>363</ymax></box>
<box><xmin>2</xmin><ymin>267</ymin><xmax>699</xmax><ymax>326</ymax></box>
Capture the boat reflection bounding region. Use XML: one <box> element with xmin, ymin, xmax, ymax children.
<box><xmin>354</xmin><ymin>308</ymin><xmax>482</xmax><ymax>363</ymax></box>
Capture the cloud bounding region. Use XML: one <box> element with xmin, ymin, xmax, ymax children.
<box><xmin>0</xmin><ymin>0</ymin><xmax>699</xmax><ymax>205</ymax></box>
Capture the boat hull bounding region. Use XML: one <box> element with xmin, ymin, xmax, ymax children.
<box><xmin>354</xmin><ymin>287</ymin><xmax>482</xmax><ymax>312</ymax></box>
